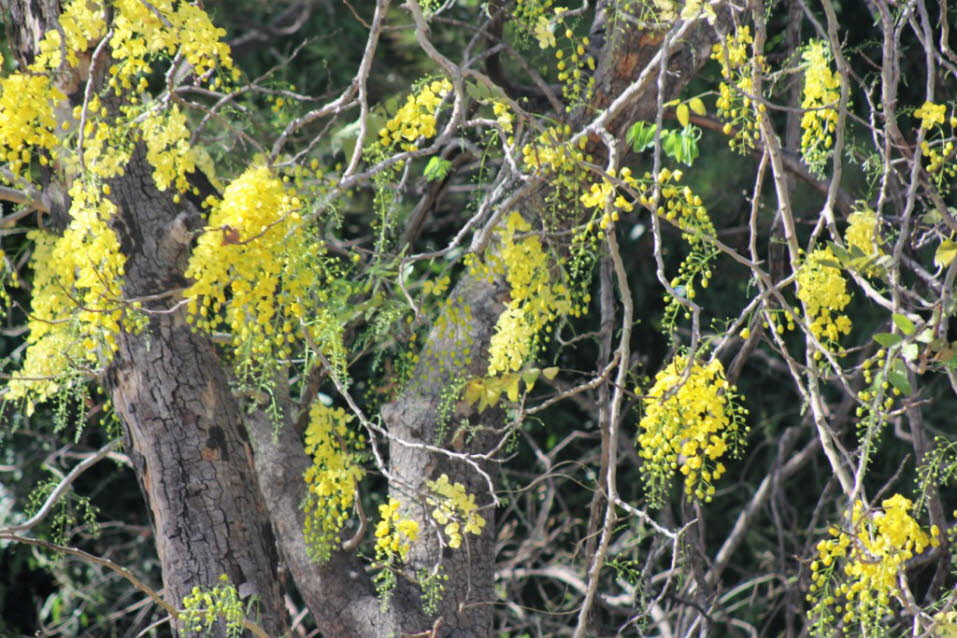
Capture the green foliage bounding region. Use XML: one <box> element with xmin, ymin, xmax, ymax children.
<box><xmin>180</xmin><ymin>575</ymin><xmax>246</xmax><ymax>638</ymax></box>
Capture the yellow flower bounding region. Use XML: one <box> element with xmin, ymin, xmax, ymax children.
<box><xmin>796</xmin><ymin>247</ymin><xmax>852</xmax><ymax>344</ymax></box>
<box><xmin>426</xmin><ymin>474</ymin><xmax>486</xmax><ymax>549</ymax></box>
<box><xmin>914</xmin><ymin>101</ymin><xmax>946</xmax><ymax>130</ymax></box>
<box><xmin>374</xmin><ymin>498</ymin><xmax>419</xmax><ymax>562</ymax></box>
<box><xmin>300</xmin><ymin>402</ymin><xmax>365</xmax><ymax>562</ymax></box>
<box><xmin>637</xmin><ymin>356</ymin><xmax>746</xmax><ymax>504</ymax></box>
<box><xmin>533</xmin><ymin>15</ymin><xmax>556</xmax><ymax>49</ymax></box>
<box><xmin>809</xmin><ymin>495</ymin><xmax>938</xmax><ymax>632</ymax></box>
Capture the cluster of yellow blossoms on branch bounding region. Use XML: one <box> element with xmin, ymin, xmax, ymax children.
<box><xmin>800</xmin><ymin>40</ymin><xmax>841</xmax><ymax>175</ymax></box>
<box><xmin>379</xmin><ymin>79</ymin><xmax>453</xmax><ymax>151</ymax></box>
<box><xmin>427</xmin><ymin>474</ymin><xmax>486</xmax><ymax>549</ymax></box>
<box><xmin>2</xmin><ymin>0</ymin><xmax>239</xmax><ymax>405</ymax></box>
<box><xmin>479</xmin><ymin>212</ymin><xmax>573</xmax><ymax>376</ymax></box>
<box><xmin>301</xmin><ymin>402</ymin><xmax>366</xmax><ymax>562</ymax></box>
<box><xmin>808</xmin><ymin>495</ymin><xmax>939</xmax><ymax>635</ymax></box>
<box><xmin>637</xmin><ymin>356</ymin><xmax>747</xmax><ymax>505</ymax></box>
<box><xmin>374</xmin><ymin>499</ymin><xmax>420</xmax><ymax>563</ymax></box>
<box><xmin>711</xmin><ymin>26</ymin><xmax>764</xmax><ymax>154</ymax></box>
<box><xmin>796</xmin><ymin>247</ymin><xmax>852</xmax><ymax>346</ymax></box>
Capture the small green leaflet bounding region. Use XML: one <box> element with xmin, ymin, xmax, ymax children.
<box><xmin>892</xmin><ymin>313</ymin><xmax>915</xmax><ymax>336</ymax></box>
<box><xmin>626</xmin><ymin>121</ymin><xmax>656</xmax><ymax>151</ymax></box>
<box><xmin>424</xmin><ymin>156</ymin><xmax>452</xmax><ymax>181</ymax></box>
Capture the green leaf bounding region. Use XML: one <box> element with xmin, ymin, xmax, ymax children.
<box><xmin>662</xmin><ymin>129</ymin><xmax>682</xmax><ymax>161</ymax></box>
<box><xmin>331</xmin><ymin>119</ymin><xmax>361</xmax><ymax>160</ymax></box>
<box><xmin>677</xmin><ymin>126</ymin><xmax>700</xmax><ymax>166</ymax></box>
<box><xmin>542</xmin><ymin>366</ymin><xmax>560</xmax><ymax>380</ymax></box>
<box><xmin>676</xmin><ymin>103</ymin><xmax>690</xmax><ymax>128</ymax></box>
<box><xmin>873</xmin><ymin>332</ymin><xmax>903</xmax><ymax>348</ymax></box>
<box><xmin>902</xmin><ymin>342</ymin><xmax>919</xmax><ymax>362</ymax></box>
<box><xmin>522</xmin><ymin>369</ymin><xmax>541</xmax><ymax>392</ymax></box>
<box><xmin>626</xmin><ymin>121</ymin><xmax>656</xmax><ymax>151</ymax></box>
<box><xmin>892</xmin><ymin>313</ymin><xmax>916</xmax><ymax>336</ymax></box>
<box><xmin>887</xmin><ymin>369</ymin><xmax>912</xmax><ymax>395</ymax></box>
<box><xmin>935</xmin><ymin>239</ymin><xmax>957</xmax><ymax>268</ymax></box>
<box><xmin>827</xmin><ymin>242</ymin><xmax>851</xmax><ymax>264</ymax></box>
<box><xmin>424</xmin><ymin>156</ymin><xmax>452</xmax><ymax>182</ymax></box>
<box><xmin>916</xmin><ymin>328</ymin><xmax>934</xmax><ymax>344</ymax></box>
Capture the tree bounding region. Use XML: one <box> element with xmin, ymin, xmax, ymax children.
<box><xmin>0</xmin><ymin>0</ymin><xmax>956</xmax><ymax>636</ymax></box>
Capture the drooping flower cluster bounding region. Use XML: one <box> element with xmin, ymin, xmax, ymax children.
<box><xmin>711</xmin><ymin>26</ymin><xmax>763</xmax><ymax>154</ymax></box>
<box><xmin>808</xmin><ymin>495</ymin><xmax>939</xmax><ymax>635</ymax></box>
<box><xmin>374</xmin><ymin>498</ymin><xmax>420</xmax><ymax>562</ymax></box>
<box><xmin>579</xmin><ymin>166</ymin><xmax>640</xmax><ymax>230</ymax></box>
<box><xmin>914</xmin><ymin>101</ymin><xmax>947</xmax><ymax>130</ymax></box>
<box><xmin>185</xmin><ymin>166</ymin><xmax>319</xmax><ymax>363</ymax></box>
<box><xmin>301</xmin><ymin>402</ymin><xmax>365</xmax><ymax>562</ymax></box>
<box><xmin>637</xmin><ymin>356</ymin><xmax>746</xmax><ymax>505</ymax></box>
<box><xmin>426</xmin><ymin>474</ymin><xmax>486</xmax><ymax>549</ymax></box>
<box><xmin>7</xmin><ymin>181</ymin><xmax>129</xmax><ymax>412</ymax></box>
<box><xmin>108</xmin><ymin>0</ymin><xmax>234</xmax><ymax>88</ymax></box>
<box><xmin>796</xmin><ymin>247</ymin><xmax>852</xmax><ymax>344</ymax></box>
<box><xmin>800</xmin><ymin>40</ymin><xmax>841</xmax><ymax>175</ymax></box>
<box><xmin>845</xmin><ymin>206</ymin><xmax>884</xmax><ymax>276</ymax></box>
<box><xmin>522</xmin><ymin>125</ymin><xmax>585</xmax><ymax>175</ymax></box>
<box><xmin>378</xmin><ymin>78</ymin><xmax>453</xmax><ymax>150</ymax></box>
<box><xmin>916</xmin><ymin>102</ymin><xmax>957</xmax><ymax>189</ymax></box>
<box><xmin>480</xmin><ymin>212</ymin><xmax>572</xmax><ymax>375</ymax></box>
<box><xmin>0</xmin><ymin>73</ymin><xmax>64</xmax><ymax>176</ymax></box>
<box><xmin>32</xmin><ymin>0</ymin><xmax>107</xmax><ymax>71</ymax></box>
<box><xmin>140</xmin><ymin>104</ymin><xmax>196</xmax><ymax>192</ymax></box>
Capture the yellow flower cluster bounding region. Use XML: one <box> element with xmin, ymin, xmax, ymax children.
<box><xmin>796</xmin><ymin>247</ymin><xmax>852</xmax><ymax>344</ymax></box>
<box><xmin>579</xmin><ymin>167</ymin><xmax>713</xmax><ymax>241</ymax></box>
<box><xmin>301</xmin><ymin>402</ymin><xmax>365</xmax><ymax>562</ymax></box>
<box><xmin>648</xmin><ymin>169</ymin><xmax>715</xmax><ymax>240</ymax></box>
<box><xmin>580</xmin><ymin>166</ymin><xmax>638</xmax><ymax>230</ymax></box>
<box><xmin>916</xmin><ymin>106</ymin><xmax>957</xmax><ymax>187</ymax></box>
<box><xmin>482</xmin><ymin>212</ymin><xmax>572</xmax><ymax>375</ymax></box>
<box><xmin>0</xmin><ymin>73</ymin><xmax>64</xmax><ymax>176</ymax></box>
<box><xmin>553</xmin><ymin>33</ymin><xmax>595</xmax><ymax>107</ymax></box>
<box><xmin>140</xmin><ymin>104</ymin><xmax>196</xmax><ymax>192</ymax></box>
<box><xmin>427</xmin><ymin>474</ymin><xmax>486</xmax><ymax>549</ymax></box>
<box><xmin>32</xmin><ymin>0</ymin><xmax>107</xmax><ymax>71</ymax></box>
<box><xmin>800</xmin><ymin>40</ymin><xmax>841</xmax><ymax>175</ymax></box>
<box><xmin>637</xmin><ymin>356</ymin><xmax>746</xmax><ymax>504</ymax></box>
<box><xmin>378</xmin><ymin>79</ymin><xmax>452</xmax><ymax>151</ymax></box>
<box><xmin>374</xmin><ymin>498</ymin><xmax>420</xmax><ymax>562</ymax></box>
<box><xmin>31</xmin><ymin>0</ymin><xmax>232</xmax><ymax>88</ymax></box>
<box><xmin>808</xmin><ymin>495</ymin><xmax>939</xmax><ymax>633</ymax></box>
<box><xmin>491</xmin><ymin>100</ymin><xmax>514</xmax><ymax>139</ymax></box>
<box><xmin>7</xmin><ymin>182</ymin><xmax>128</xmax><ymax>411</ymax></box>
<box><xmin>75</xmin><ymin>98</ymin><xmax>132</xmax><ymax>179</ymax></box>
<box><xmin>522</xmin><ymin>125</ymin><xmax>585</xmax><ymax>174</ymax></box>
<box><xmin>185</xmin><ymin>166</ymin><xmax>313</xmax><ymax>362</ymax></box>
<box><xmin>711</xmin><ymin>27</ymin><xmax>763</xmax><ymax>154</ymax></box>
<box><xmin>914</xmin><ymin>101</ymin><xmax>947</xmax><ymax>130</ymax></box>
<box><xmin>845</xmin><ymin>206</ymin><xmax>884</xmax><ymax>276</ymax></box>
<box><xmin>109</xmin><ymin>0</ymin><xmax>233</xmax><ymax>89</ymax></box>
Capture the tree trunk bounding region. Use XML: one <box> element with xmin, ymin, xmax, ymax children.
<box><xmin>101</xmin><ymin>148</ymin><xmax>287</xmax><ymax>636</ymax></box>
